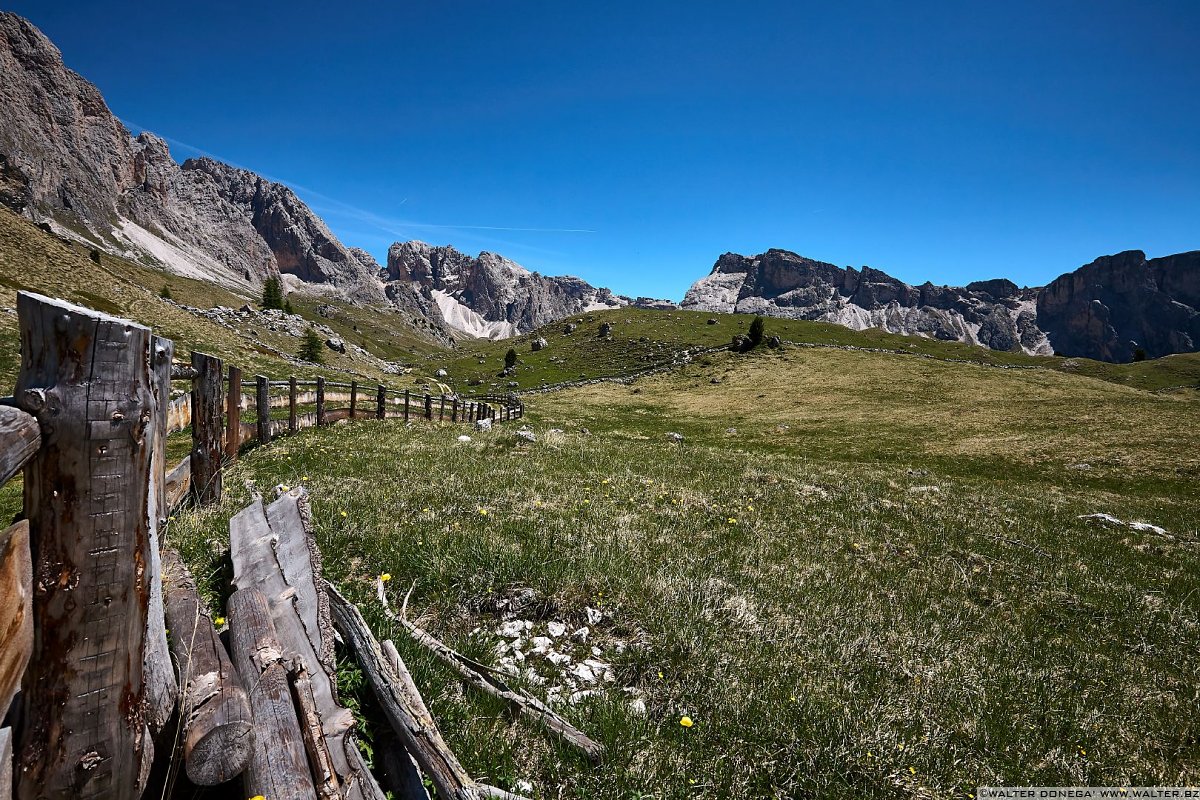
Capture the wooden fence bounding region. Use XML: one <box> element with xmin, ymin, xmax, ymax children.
<box><xmin>0</xmin><ymin>291</ymin><xmax>523</xmax><ymax>799</ymax></box>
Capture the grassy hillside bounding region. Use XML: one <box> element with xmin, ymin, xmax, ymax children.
<box><xmin>427</xmin><ymin>307</ymin><xmax>1200</xmax><ymax>394</ymax></box>
<box><xmin>0</xmin><ymin>206</ymin><xmax>446</xmax><ymax>391</ymax></box>
<box><xmin>162</xmin><ymin>342</ymin><xmax>1199</xmax><ymax>799</ymax></box>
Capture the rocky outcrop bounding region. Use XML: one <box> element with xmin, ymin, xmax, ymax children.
<box><xmin>683</xmin><ymin>249</ymin><xmax>1049</xmax><ymax>355</ymax></box>
<box><xmin>1037</xmin><ymin>250</ymin><xmax>1200</xmax><ymax>361</ymax></box>
<box><xmin>0</xmin><ymin>12</ymin><xmax>383</xmax><ymax>304</ymax></box>
<box><xmin>386</xmin><ymin>240</ymin><xmax>627</xmax><ymax>338</ymax></box>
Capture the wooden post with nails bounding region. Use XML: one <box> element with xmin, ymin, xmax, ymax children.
<box><xmin>226</xmin><ymin>365</ymin><xmax>242</xmax><ymax>461</ymax></box>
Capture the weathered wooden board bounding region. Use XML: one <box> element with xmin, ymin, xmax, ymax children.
<box><xmin>165</xmin><ymin>457</ymin><xmax>191</xmax><ymax>511</ymax></box>
<box><xmin>0</xmin><ymin>522</ymin><xmax>31</xmax><ymax>722</ymax></box>
<box><xmin>0</xmin><ymin>406</ymin><xmax>39</xmax><ymax>488</ymax></box>
<box><xmin>1</xmin><ymin>727</ymin><xmax>12</xmax><ymax>800</ymax></box>
<box><xmin>162</xmin><ymin>548</ymin><xmax>253</xmax><ymax>785</ymax></box>
<box><xmin>165</xmin><ymin>393</ymin><xmax>191</xmax><ymax>435</ymax></box>
<box><xmin>227</xmin><ymin>588</ymin><xmax>317</xmax><ymax>800</ymax></box>
<box><xmin>229</xmin><ymin>492</ymin><xmax>372</xmax><ymax>800</ymax></box>
<box><xmin>190</xmin><ymin>351</ymin><xmax>224</xmax><ymax>505</ymax></box>
<box><xmin>330</xmin><ymin>588</ymin><xmax>481</xmax><ymax>800</ymax></box>
<box><xmin>225</xmin><ymin>366</ymin><xmax>242</xmax><ymax>461</ymax></box>
<box><xmin>144</xmin><ymin>335</ymin><xmax>179</xmax><ymax>735</ymax></box>
<box><xmin>15</xmin><ymin>291</ymin><xmax>154</xmax><ymax>799</ymax></box>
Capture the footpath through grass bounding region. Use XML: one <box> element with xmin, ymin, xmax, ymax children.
<box><xmin>165</xmin><ymin>343</ymin><xmax>1200</xmax><ymax>799</ymax></box>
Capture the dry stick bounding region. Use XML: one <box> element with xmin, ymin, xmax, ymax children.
<box><xmin>228</xmin><ymin>588</ymin><xmax>319</xmax><ymax>800</ymax></box>
<box><xmin>328</xmin><ymin>587</ymin><xmax>483</xmax><ymax>800</ymax></box>
<box><xmin>375</xmin><ymin>579</ymin><xmax>605</xmax><ymax>763</ymax></box>
<box><xmin>161</xmin><ymin>548</ymin><xmax>254</xmax><ymax>785</ymax></box>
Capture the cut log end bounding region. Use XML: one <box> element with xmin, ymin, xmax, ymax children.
<box><xmin>185</xmin><ymin>718</ymin><xmax>255</xmax><ymax>786</ymax></box>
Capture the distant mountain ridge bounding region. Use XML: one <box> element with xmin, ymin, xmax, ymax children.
<box><xmin>683</xmin><ymin>248</ymin><xmax>1199</xmax><ymax>362</ymax></box>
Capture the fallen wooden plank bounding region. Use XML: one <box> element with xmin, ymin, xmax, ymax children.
<box><xmin>0</xmin><ymin>406</ymin><xmax>39</xmax><ymax>487</ymax></box>
<box><xmin>228</xmin><ymin>588</ymin><xmax>318</xmax><ymax>800</ymax></box>
<box><xmin>376</xmin><ymin>579</ymin><xmax>605</xmax><ymax>763</ymax></box>
<box><xmin>229</xmin><ymin>492</ymin><xmax>375</xmax><ymax>800</ymax></box>
<box><xmin>329</xmin><ymin>587</ymin><xmax>482</xmax><ymax>800</ymax></box>
<box><xmin>162</xmin><ymin>548</ymin><xmax>254</xmax><ymax>785</ymax></box>
<box><xmin>0</xmin><ymin>522</ymin><xmax>31</xmax><ymax>722</ymax></box>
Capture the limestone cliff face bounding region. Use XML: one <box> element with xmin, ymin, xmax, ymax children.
<box><xmin>1037</xmin><ymin>250</ymin><xmax>1200</xmax><ymax>361</ymax></box>
<box><xmin>0</xmin><ymin>12</ymin><xmax>382</xmax><ymax>303</ymax></box>
<box><xmin>683</xmin><ymin>249</ymin><xmax>1048</xmax><ymax>354</ymax></box>
<box><xmin>386</xmin><ymin>240</ymin><xmax>630</xmax><ymax>338</ymax></box>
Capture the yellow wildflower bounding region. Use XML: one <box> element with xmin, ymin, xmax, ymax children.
<box><xmin>479</xmin><ymin>508</ymin><xmax>488</xmax><ymax>516</ymax></box>
<box><xmin>380</xmin><ymin>573</ymin><xmax>392</xmax><ymax>582</ymax></box>
<box><xmin>214</xmin><ymin>616</ymin><xmax>226</xmax><ymax>627</ymax></box>
<box><xmin>340</xmin><ymin>510</ymin><xmax>348</xmax><ymax>517</ymax></box>
<box><xmin>679</xmin><ymin>716</ymin><xmax>694</xmax><ymax>728</ymax></box>
<box><xmin>727</xmin><ymin>518</ymin><xmax>737</xmax><ymax>524</ymax></box>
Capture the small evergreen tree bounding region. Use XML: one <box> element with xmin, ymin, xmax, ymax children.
<box><xmin>283</xmin><ymin>299</ymin><xmax>294</xmax><ymax>316</ymax></box>
<box><xmin>299</xmin><ymin>327</ymin><xmax>325</xmax><ymax>364</ymax></box>
<box><xmin>262</xmin><ymin>276</ymin><xmax>284</xmax><ymax>310</ymax></box>
<box><xmin>159</xmin><ymin>284</ymin><xmax>172</xmax><ymax>300</ymax></box>
<box><xmin>504</xmin><ymin>348</ymin><xmax>518</xmax><ymax>369</ymax></box>
<box><xmin>748</xmin><ymin>316</ymin><xmax>765</xmax><ymax>349</ymax></box>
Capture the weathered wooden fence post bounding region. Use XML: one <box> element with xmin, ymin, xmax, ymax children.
<box><xmin>14</xmin><ymin>291</ymin><xmax>156</xmax><ymax>798</ymax></box>
<box><xmin>424</xmin><ymin>393</ymin><xmax>432</xmax><ymax>421</ymax></box>
<box><xmin>191</xmin><ymin>351</ymin><xmax>224</xmax><ymax>505</ymax></box>
<box><xmin>438</xmin><ymin>396</ymin><xmax>445</xmax><ymax>422</ymax></box>
<box><xmin>288</xmin><ymin>376</ymin><xmax>298</xmax><ymax>433</ymax></box>
<box><xmin>403</xmin><ymin>389</ymin><xmax>410</xmax><ymax>422</ymax></box>
<box><xmin>452</xmin><ymin>398</ymin><xmax>459</xmax><ymax>422</ymax></box>
<box><xmin>350</xmin><ymin>380</ymin><xmax>358</xmax><ymax>420</ymax></box>
<box><xmin>256</xmin><ymin>375</ymin><xmax>270</xmax><ymax>445</ymax></box>
<box><xmin>316</xmin><ymin>376</ymin><xmax>326</xmax><ymax>427</ymax></box>
<box><xmin>226</xmin><ymin>365</ymin><xmax>242</xmax><ymax>461</ymax></box>
<box><xmin>376</xmin><ymin>385</ymin><xmax>386</xmax><ymax>420</ymax></box>
<box><xmin>144</xmin><ymin>336</ymin><xmax>178</xmax><ymax>736</ymax></box>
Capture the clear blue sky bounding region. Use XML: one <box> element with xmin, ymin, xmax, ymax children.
<box><xmin>9</xmin><ymin>1</ymin><xmax>1199</xmax><ymax>299</ymax></box>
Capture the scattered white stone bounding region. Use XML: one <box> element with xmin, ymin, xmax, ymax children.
<box><xmin>457</xmin><ymin>434</ymin><xmax>472</xmax><ymax>442</ymax></box>
<box><xmin>549</xmin><ymin>428</ymin><xmax>564</xmax><ymax>434</ymax></box>
<box><xmin>909</xmin><ymin>485</ymin><xmax>941</xmax><ymax>494</ymax></box>
<box><xmin>529</xmin><ymin>636</ymin><xmax>553</xmax><ymax>653</ymax></box>
<box><xmin>546</xmin><ymin>651</ymin><xmax>572</xmax><ymax>667</ymax></box>
<box><xmin>1080</xmin><ymin>513</ymin><xmax>1170</xmax><ymax>537</ymax></box>
<box><xmin>499</xmin><ymin>620</ymin><xmax>525</xmax><ymax>638</ymax></box>
<box><xmin>547</xmin><ymin>621</ymin><xmax>567</xmax><ymax>637</ymax></box>
<box><xmin>522</xmin><ymin>668</ymin><xmax>546</xmax><ymax>686</ymax></box>
<box><xmin>628</xmin><ymin>698</ymin><xmax>647</xmax><ymax>715</ymax></box>
<box><xmin>571</xmin><ymin>626</ymin><xmax>590</xmax><ymax>641</ymax></box>
<box><xmin>666</xmin><ymin>432</ymin><xmax>685</xmax><ymax>442</ymax></box>
<box><xmin>516</xmin><ymin>430</ymin><xmax>536</xmax><ymax>443</ymax></box>
<box><xmin>569</xmin><ymin>689</ymin><xmax>600</xmax><ymax>705</ymax></box>
<box><xmin>474</xmin><ymin>418</ymin><xmax>492</xmax><ymax>432</ymax></box>
<box><xmin>586</xmin><ymin>607</ymin><xmax>603</xmax><ymax>625</ymax></box>
<box><xmin>571</xmin><ymin>663</ymin><xmax>596</xmax><ymax>683</ymax></box>
<box><xmin>590</xmin><ymin>647</ymin><xmax>603</xmax><ymax>657</ymax></box>
<box><xmin>515</xmin><ymin>780</ymin><xmax>534</xmax><ymax>794</ymax></box>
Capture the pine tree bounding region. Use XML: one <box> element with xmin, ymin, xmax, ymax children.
<box><xmin>159</xmin><ymin>285</ymin><xmax>172</xmax><ymax>300</ymax></box>
<box><xmin>299</xmin><ymin>327</ymin><xmax>325</xmax><ymax>364</ymax></box>
<box><xmin>504</xmin><ymin>348</ymin><xmax>518</xmax><ymax>369</ymax></box>
<box><xmin>283</xmin><ymin>299</ymin><xmax>294</xmax><ymax>316</ymax></box>
<box><xmin>262</xmin><ymin>276</ymin><xmax>284</xmax><ymax>310</ymax></box>
<box><xmin>747</xmin><ymin>316</ymin><xmax>765</xmax><ymax>349</ymax></box>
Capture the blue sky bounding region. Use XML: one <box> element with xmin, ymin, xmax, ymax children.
<box><xmin>9</xmin><ymin>1</ymin><xmax>1199</xmax><ymax>299</ymax></box>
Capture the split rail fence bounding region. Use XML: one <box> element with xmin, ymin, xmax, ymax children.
<box><xmin>0</xmin><ymin>291</ymin><xmax>523</xmax><ymax>799</ymax></box>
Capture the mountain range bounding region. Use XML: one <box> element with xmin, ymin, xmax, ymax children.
<box><xmin>1</xmin><ymin>11</ymin><xmax>1196</xmax><ymax>362</ymax></box>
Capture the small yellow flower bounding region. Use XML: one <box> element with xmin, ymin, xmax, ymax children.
<box><xmin>249</xmin><ymin>795</ymin><xmax>266</xmax><ymax>800</ymax></box>
<box><xmin>479</xmin><ymin>508</ymin><xmax>488</xmax><ymax>516</ymax></box>
<box><xmin>601</xmin><ymin>479</ymin><xmax>610</xmax><ymax>485</ymax></box>
<box><xmin>302</xmin><ymin>476</ymin><xmax>309</xmax><ymax>481</ymax></box>
<box><xmin>214</xmin><ymin>616</ymin><xmax>226</xmax><ymax>627</ymax></box>
<box><xmin>908</xmin><ymin>766</ymin><xmax>916</xmax><ymax>775</ymax></box>
<box><xmin>280</xmin><ymin>485</ymin><xmax>290</xmax><ymax>491</ymax></box>
<box><xmin>657</xmin><ymin>671</ymin><xmax>664</xmax><ymax>679</ymax></box>
<box><xmin>380</xmin><ymin>573</ymin><xmax>392</xmax><ymax>582</ymax></box>
<box><xmin>583</xmin><ymin>499</ymin><xmax>590</xmax><ymax>505</ymax></box>
<box><xmin>679</xmin><ymin>716</ymin><xmax>694</xmax><ymax>728</ymax></box>
<box><xmin>534</xmin><ymin>500</ymin><xmax>542</xmax><ymax>507</ymax></box>
<box><xmin>727</xmin><ymin>518</ymin><xmax>737</xmax><ymax>524</ymax></box>
<box><xmin>340</xmin><ymin>510</ymin><xmax>348</xmax><ymax>517</ymax></box>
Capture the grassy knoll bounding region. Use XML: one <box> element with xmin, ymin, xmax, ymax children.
<box><xmin>162</xmin><ymin>342</ymin><xmax>1199</xmax><ymax>799</ymax></box>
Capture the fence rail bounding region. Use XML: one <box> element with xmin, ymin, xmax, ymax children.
<box><xmin>0</xmin><ymin>291</ymin><xmax>523</xmax><ymax>798</ymax></box>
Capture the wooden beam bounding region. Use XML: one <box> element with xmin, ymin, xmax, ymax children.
<box><xmin>424</xmin><ymin>394</ymin><xmax>432</xmax><ymax>421</ymax></box>
<box><xmin>227</xmin><ymin>588</ymin><xmax>318</xmax><ymax>800</ymax></box>
<box><xmin>289</xmin><ymin>376</ymin><xmax>299</xmax><ymax>433</ymax></box>
<box><xmin>329</xmin><ymin>588</ymin><xmax>482</xmax><ymax>800</ymax></box>
<box><xmin>256</xmin><ymin>375</ymin><xmax>271</xmax><ymax>446</ymax></box>
<box><xmin>0</xmin><ymin>522</ymin><xmax>31</xmax><ymax>722</ymax></box>
<box><xmin>162</xmin><ymin>548</ymin><xmax>254</xmax><ymax>785</ymax></box>
<box><xmin>226</xmin><ymin>366</ymin><xmax>242</xmax><ymax>461</ymax></box>
<box><xmin>0</xmin><ymin>406</ymin><xmax>39</xmax><ymax>487</ymax></box>
<box><xmin>14</xmin><ymin>291</ymin><xmax>155</xmax><ymax>798</ymax></box>
<box><xmin>165</xmin><ymin>456</ymin><xmax>191</xmax><ymax>511</ymax></box>
<box><xmin>190</xmin><ymin>351</ymin><xmax>224</xmax><ymax>505</ymax></box>
<box><xmin>316</xmin><ymin>377</ymin><xmax>326</xmax><ymax>426</ymax></box>
<box><xmin>376</xmin><ymin>385</ymin><xmax>386</xmax><ymax>420</ymax></box>
<box><xmin>144</xmin><ymin>335</ymin><xmax>179</xmax><ymax>735</ymax></box>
